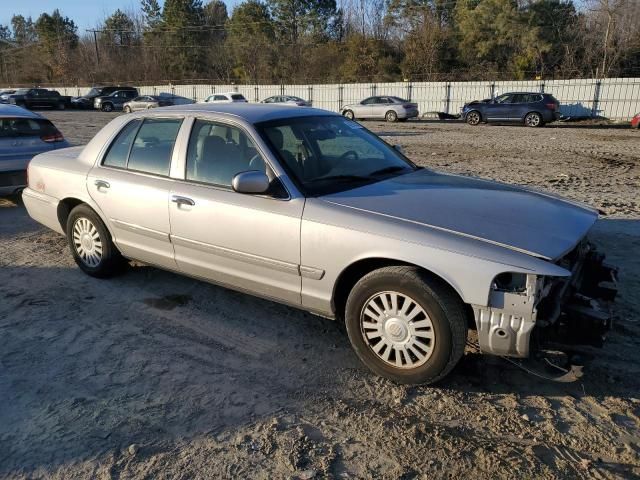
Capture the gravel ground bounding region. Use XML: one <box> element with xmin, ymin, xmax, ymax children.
<box><xmin>1</xmin><ymin>111</ymin><xmax>639</xmax><ymax>479</ymax></box>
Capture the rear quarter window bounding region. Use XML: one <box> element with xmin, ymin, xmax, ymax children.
<box><xmin>102</xmin><ymin>119</ymin><xmax>141</xmax><ymax>169</ymax></box>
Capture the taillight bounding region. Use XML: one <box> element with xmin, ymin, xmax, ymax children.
<box><xmin>41</xmin><ymin>131</ymin><xmax>64</xmax><ymax>143</ymax></box>
<box><xmin>403</xmin><ymin>104</ymin><xmax>415</xmax><ymax>109</ymax></box>
<box><xmin>545</xmin><ymin>103</ymin><xmax>557</xmax><ymax>110</ymax></box>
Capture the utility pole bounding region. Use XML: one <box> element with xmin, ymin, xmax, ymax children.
<box><xmin>87</xmin><ymin>29</ymin><xmax>100</xmax><ymax>64</ymax></box>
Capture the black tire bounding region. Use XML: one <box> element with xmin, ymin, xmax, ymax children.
<box><xmin>58</xmin><ymin>103</ymin><xmax>65</xmax><ymax>110</ymax></box>
<box><xmin>343</xmin><ymin>109</ymin><xmax>355</xmax><ymax>120</ymax></box>
<box><xmin>466</xmin><ymin>110</ymin><xmax>481</xmax><ymax>126</ymax></box>
<box><xmin>524</xmin><ymin>111</ymin><xmax>543</xmax><ymax>127</ymax></box>
<box><xmin>66</xmin><ymin>204</ymin><xmax>126</xmax><ymax>278</ymax></box>
<box><xmin>385</xmin><ymin>110</ymin><xmax>398</xmax><ymax>122</ymax></box>
<box><xmin>345</xmin><ymin>266</ymin><xmax>467</xmax><ymax>385</ymax></box>
<box><xmin>101</xmin><ymin>103</ymin><xmax>113</xmax><ymax>112</ymax></box>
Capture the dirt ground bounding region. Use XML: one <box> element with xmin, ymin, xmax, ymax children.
<box><xmin>1</xmin><ymin>111</ymin><xmax>639</xmax><ymax>479</ymax></box>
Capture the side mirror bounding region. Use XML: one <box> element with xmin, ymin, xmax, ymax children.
<box><xmin>393</xmin><ymin>144</ymin><xmax>404</xmax><ymax>154</ymax></box>
<box><xmin>232</xmin><ymin>170</ymin><xmax>270</xmax><ymax>194</ymax></box>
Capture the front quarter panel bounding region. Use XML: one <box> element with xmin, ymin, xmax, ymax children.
<box><xmin>300</xmin><ymin>198</ymin><xmax>569</xmax><ymax>315</ymax></box>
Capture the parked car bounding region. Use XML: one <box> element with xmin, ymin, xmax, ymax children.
<box><xmin>341</xmin><ymin>96</ymin><xmax>419</xmax><ymax>122</ymax></box>
<box><xmin>72</xmin><ymin>86</ymin><xmax>138</xmax><ymax>109</ymax></box>
<box><xmin>631</xmin><ymin>112</ymin><xmax>640</xmax><ymax>129</ymax></box>
<box><xmin>123</xmin><ymin>95</ymin><xmax>174</xmax><ymax>113</ymax></box>
<box><xmin>0</xmin><ymin>104</ymin><xmax>69</xmax><ymax>196</ymax></box>
<box><xmin>94</xmin><ymin>90</ymin><xmax>138</xmax><ymax>112</ymax></box>
<box><xmin>8</xmin><ymin>88</ymin><xmax>71</xmax><ymax>110</ymax></box>
<box><xmin>462</xmin><ymin>92</ymin><xmax>560</xmax><ymax>127</ymax></box>
<box><xmin>262</xmin><ymin>95</ymin><xmax>311</xmax><ymax>107</ymax></box>
<box><xmin>22</xmin><ymin>104</ymin><xmax>616</xmax><ymax>385</ymax></box>
<box><xmin>203</xmin><ymin>92</ymin><xmax>248</xmax><ymax>103</ymax></box>
<box><xmin>0</xmin><ymin>89</ymin><xmax>17</xmax><ymax>104</ymax></box>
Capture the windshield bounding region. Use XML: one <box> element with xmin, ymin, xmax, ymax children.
<box><xmin>257</xmin><ymin>115</ymin><xmax>416</xmax><ymax>195</ymax></box>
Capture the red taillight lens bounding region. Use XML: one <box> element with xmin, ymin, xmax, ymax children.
<box><xmin>545</xmin><ymin>103</ymin><xmax>557</xmax><ymax>110</ymax></box>
<box><xmin>41</xmin><ymin>131</ymin><xmax>64</xmax><ymax>143</ymax></box>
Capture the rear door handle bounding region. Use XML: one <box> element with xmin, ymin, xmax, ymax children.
<box><xmin>94</xmin><ymin>180</ymin><xmax>110</xmax><ymax>189</ymax></box>
<box><xmin>171</xmin><ymin>195</ymin><xmax>195</xmax><ymax>207</ymax></box>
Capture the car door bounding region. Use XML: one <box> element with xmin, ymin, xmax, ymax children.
<box><xmin>507</xmin><ymin>94</ymin><xmax>529</xmax><ymax>121</ymax></box>
<box><xmin>354</xmin><ymin>97</ymin><xmax>377</xmax><ymax>118</ymax></box>
<box><xmin>168</xmin><ymin>118</ymin><xmax>304</xmax><ymax>305</ymax></box>
<box><xmin>484</xmin><ymin>94</ymin><xmax>513</xmax><ymax>121</ymax></box>
<box><xmin>87</xmin><ymin>116</ymin><xmax>184</xmax><ymax>270</ymax></box>
<box><xmin>373</xmin><ymin>97</ymin><xmax>392</xmax><ymax>118</ymax></box>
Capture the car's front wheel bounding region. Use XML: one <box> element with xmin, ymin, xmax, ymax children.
<box><xmin>524</xmin><ymin>112</ymin><xmax>543</xmax><ymax>127</ymax></box>
<box><xmin>343</xmin><ymin>109</ymin><xmax>355</xmax><ymax>120</ymax></box>
<box><xmin>466</xmin><ymin>110</ymin><xmax>481</xmax><ymax>125</ymax></box>
<box><xmin>101</xmin><ymin>103</ymin><xmax>113</xmax><ymax>112</ymax></box>
<box><xmin>66</xmin><ymin>204</ymin><xmax>126</xmax><ymax>278</ymax></box>
<box><xmin>123</xmin><ymin>105</ymin><xmax>131</xmax><ymax>113</ymax></box>
<box><xmin>345</xmin><ymin>266</ymin><xmax>467</xmax><ymax>384</ymax></box>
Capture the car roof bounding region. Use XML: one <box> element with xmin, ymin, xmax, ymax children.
<box><xmin>159</xmin><ymin>103</ymin><xmax>337</xmax><ymax>123</ymax></box>
<box><xmin>0</xmin><ymin>104</ymin><xmax>43</xmax><ymax>119</ymax></box>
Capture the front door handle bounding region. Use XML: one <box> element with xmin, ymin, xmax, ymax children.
<box><xmin>95</xmin><ymin>179</ymin><xmax>110</xmax><ymax>190</ymax></box>
<box><xmin>171</xmin><ymin>195</ymin><xmax>195</xmax><ymax>207</ymax></box>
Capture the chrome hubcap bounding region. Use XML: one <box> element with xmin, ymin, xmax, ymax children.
<box><xmin>72</xmin><ymin>218</ymin><xmax>103</xmax><ymax>267</ymax></box>
<box><xmin>468</xmin><ymin>112</ymin><xmax>479</xmax><ymax>124</ymax></box>
<box><xmin>360</xmin><ymin>291</ymin><xmax>435</xmax><ymax>369</ymax></box>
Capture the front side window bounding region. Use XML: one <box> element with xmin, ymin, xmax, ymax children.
<box><xmin>102</xmin><ymin>118</ymin><xmax>182</xmax><ymax>175</ymax></box>
<box><xmin>495</xmin><ymin>94</ymin><xmax>512</xmax><ymax>104</ymax></box>
<box><xmin>361</xmin><ymin>97</ymin><xmax>377</xmax><ymax>105</ymax></box>
<box><xmin>257</xmin><ymin>115</ymin><xmax>416</xmax><ymax>195</ymax></box>
<box><xmin>186</xmin><ymin>119</ymin><xmax>266</xmax><ymax>187</ymax></box>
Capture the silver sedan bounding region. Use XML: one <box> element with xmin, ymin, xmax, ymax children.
<box><xmin>22</xmin><ymin>103</ymin><xmax>615</xmax><ymax>385</ymax></box>
<box><xmin>341</xmin><ymin>96</ymin><xmax>419</xmax><ymax>122</ymax></box>
<box><xmin>261</xmin><ymin>95</ymin><xmax>312</xmax><ymax>107</ymax></box>
<box><xmin>123</xmin><ymin>95</ymin><xmax>174</xmax><ymax>113</ymax></box>
<box><xmin>0</xmin><ymin>104</ymin><xmax>69</xmax><ymax>195</ymax></box>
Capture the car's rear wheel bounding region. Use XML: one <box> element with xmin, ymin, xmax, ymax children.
<box><xmin>385</xmin><ymin>110</ymin><xmax>398</xmax><ymax>122</ymax></box>
<box><xmin>466</xmin><ymin>110</ymin><xmax>481</xmax><ymax>125</ymax></box>
<box><xmin>101</xmin><ymin>103</ymin><xmax>113</xmax><ymax>112</ymax></box>
<box><xmin>525</xmin><ymin>112</ymin><xmax>543</xmax><ymax>127</ymax></box>
<box><xmin>66</xmin><ymin>204</ymin><xmax>126</xmax><ymax>278</ymax></box>
<box><xmin>123</xmin><ymin>105</ymin><xmax>131</xmax><ymax>113</ymax></box>
<box><xmin>345</xmin><ymin>266</ymin><xmax>467</xmax><ymax>384</ymax></box>
<box><xmin>343</xmin><ymin>110</ymin><xmax>355</xmax><ymax>120</ymax></box>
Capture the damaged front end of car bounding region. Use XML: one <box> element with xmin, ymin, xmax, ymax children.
<box><xmin>472</xmin><ymin>240</ymin><xmax>618</xmax><ymax>358</ymax></box>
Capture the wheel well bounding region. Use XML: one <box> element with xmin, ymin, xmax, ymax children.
<box><xmin>57</xmin><ymin>198</ymin><xmax>85</xmax><ymax>231</ymax></box>
<box><xmin>331</xmin><ymin>258</ymin><xmax>474</xmax><ymax>328</ymax></box>
<box><xmin>467</xmin><ymin>109</ymin><xmax>482</xmax><ymax>119</ymax></box>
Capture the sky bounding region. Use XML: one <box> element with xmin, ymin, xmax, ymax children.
<box><xmin>0</xmin><ymin>0</ymin><xmax>240</xmax><ymax>32</ymax></box>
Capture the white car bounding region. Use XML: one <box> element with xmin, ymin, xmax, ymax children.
<box><xmin>203</xmin><ymin>92</ymin><xmax>248</xmax><ymax>104</ymax></box>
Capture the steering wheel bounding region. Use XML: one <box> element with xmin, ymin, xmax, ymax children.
<box><xmin>339</xmin><ymin>150</ymin><xmax>359</xmax><ymax>162</ymax></box>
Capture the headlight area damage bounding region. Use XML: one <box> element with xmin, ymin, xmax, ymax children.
<box><xmin>472</xmin><ymin>240</ymin><xmax>618</xmax><ymax>359</ymax></box>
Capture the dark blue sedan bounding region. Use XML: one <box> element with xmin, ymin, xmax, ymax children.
<box><xmin>462</xmin><ymin>92</ymin><xmax>561</xmax><ymax>127</ymax></box>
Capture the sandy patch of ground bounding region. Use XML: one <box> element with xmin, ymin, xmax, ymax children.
<box><xmin>0</xmin><ymin>112</ymin><xmax>638</xmax><ymax>479</ymax></box>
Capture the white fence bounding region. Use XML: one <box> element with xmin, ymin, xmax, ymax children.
<box><xmin>49</xmin><ymin>78</ymin><xmax>640</xmax><ymax>120</ymax></box>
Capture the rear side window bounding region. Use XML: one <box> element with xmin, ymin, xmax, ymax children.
<box><xmin>102</xmin><ymin>119</ymin><xmax>141</xmax><ymax>169</ymax></box>
<box><xmin>102</xmin><ymin>118</ymin><xmax>182</xmax><ymax>174</ymax></box>
<box><xmin>128</xmin><ymin>118</ymin><xmax>183</xmax><ymax>176</ymax></box>
<box><xmin>0</xmin><ymin>117</ymin><xmax>58</xmax><ymax>138</ymax></box>
<box><xmin>231</xmin><ymin>94</ymin><xmax>246</xmax><ymax>101</ymax></box>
